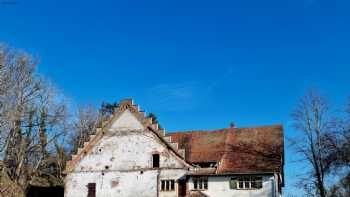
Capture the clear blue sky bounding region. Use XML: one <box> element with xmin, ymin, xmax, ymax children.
<box><xmin>1</xmin><ymin>0</ymin><xmax>350</xmax><ymax>195</ymax></box>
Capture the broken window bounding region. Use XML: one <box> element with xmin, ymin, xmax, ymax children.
<box><xmin>87</xmin><ymin>183</ymin><xmax>96</xmax><ymax>197</ymax></box>
<box><xmin>152</xmin><ymin>154</ymin><xmax>159</xmax><ymax>168</ymax></box>
<box><xmin>193</xmin><ymin>177</ymin><xmax>208</xmax><ymax>190</ymax></box>
<box><xmin>160</xmin><ymin>180</ymin><xmax>175</xmax><ymax>191</ymax></box>
<box><xmin>230</xmin><ymin>176</ymin><xmax>263</xmax><ymax>190</ymax></box>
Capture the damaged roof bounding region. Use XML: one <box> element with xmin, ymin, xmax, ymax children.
<box><xmin>167</xmin><ymin>125</ymin><xmax>284</xmax><ymax>174</ymax></box>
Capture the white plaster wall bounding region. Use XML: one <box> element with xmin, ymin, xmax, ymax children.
<box><xmin>73</xmin><ymin>131</ymin><xmax>185</xmax><ymax>172</ymax></box>
<box><xmin>65</xmin><ymin>171</ymin><xmax>157</xmax><ymax>197</ymax></box>
<box><xmin>110</xmin><ymin>110</ymin><xmax>144</xmax><ymax>131</ymax></box>
<box><xmin>188</xmin><ymin>175</ymin><xmax>276</xmax><ymax>197</ymax></box>
<box><xmin>65</xmin><ymin>111</ymin><xmax>187</xmax><ymax>197</ymax></box>
<box><xmin>65</xmin><ymin>169</ymin><xmax>187</xmax><ymax>197</ymax></box>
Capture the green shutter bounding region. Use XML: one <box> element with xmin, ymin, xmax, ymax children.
<box><xmin>229</xmin><ymin>177</ymin><xmax>237</xmax><ymax>189</ymax></box>
<box><xmin>256</xmin><ymin>177</ymin><xmax>263</xmax><ymax>189</ymax></box>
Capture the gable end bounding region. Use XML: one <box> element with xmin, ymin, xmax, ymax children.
<box><xmin>65</xmin><ymin>99</ymin><xmax>189</xmax><ymax>173</ymax></box>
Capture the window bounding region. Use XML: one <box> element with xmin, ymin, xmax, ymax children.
<box><xmin>193</xmin><ymin>177</ymin><xmax>208</xmax><ymax>190</ymax></box>
<box><xmin>87</xmin><ymin>183</ymin><xmax>96</xmax><ymax>197</ymax></box>
<box><xmin>152</xmin><ymin>154</ymin><xmax>160</xmax><ymax>168</ymax></box>
<box><xmin>192</xmin><ymin>162</ymin><xmax>217</xmax><ymax>168</ymax></box>
<box><xmin>160</xmin><ymin>180</ymin><xmax>175</xmax><ymax>191</ymax></box>
<box><xmin>230</xmin><ymin>176</ymin><xmax>262</xmax><ymax>190</ymax></box>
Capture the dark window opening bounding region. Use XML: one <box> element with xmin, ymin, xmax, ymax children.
<box><xmin>193</xmin><ymin>177</ymin><xmax>208</xmax><ymax>190</ymax></box>
<box><xmin>152</xmin><ymin>154</ymin><xmax>159</xmax><ymax>168</ymax></box>
<box><xmin>160</xmin><ymin>180</ymin><xmax>175</xmax><ymax>191</ymax></box>
<box><xmin>170</xmin><ymin>180</ymin><xmax>175</xmax><ymax>190</ymax></box>
<box><xmin>166</xmin><ymin>180</ymin><xmax>170</xmax><ymax>190</ymax></box>
<box><xmin>193</xmin><ymin>162</ymin><xmax>217</xmax><ymax>168</ymax></box>
<box><xmin>244</xmin><ymin>177</ymin><xmax>250</xmax><ymax>188</ymax></box>
<box><xmin>161</xmin><ymin>180</ymin><xmax>166</xmax><ymax>191</ymax></box>
<box><xmin>87</xmin><ymin>183</ymin><xmax>96</xmax><ymax>197</ymax></box>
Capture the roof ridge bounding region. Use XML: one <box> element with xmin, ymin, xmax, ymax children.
<box><xmin>167</xmin><ymin>124</ymin><xmax>283</xmax><ymax>135</ymax></box>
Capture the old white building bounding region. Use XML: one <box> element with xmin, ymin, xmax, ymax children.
<box><xmin>64</xmin><ymin>99</ymin><xmax>284</xmax><ymax>197</ymax></box>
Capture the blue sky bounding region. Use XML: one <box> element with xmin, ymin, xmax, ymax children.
<box><xmin>1</xmin><ymin>0</ymin><xmax>350</xmax><ymax>195</ymax></box>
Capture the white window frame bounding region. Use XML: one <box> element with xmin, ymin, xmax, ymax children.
<box><xmin>160</xmin><ymin>179</ymin><xmax>175</xmax><ymax>191</ymax></box>
<box><xmin>193</xmin><ymin>177</ymin><xmax>208</xmax><ymax>190</ymax></box>
<box><xmin>230</xmin><ymin>176</ymin><xmax>263</xmax><ymax>190</ymax></box>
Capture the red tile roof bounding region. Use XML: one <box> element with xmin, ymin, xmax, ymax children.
<box><xmin>169</xmin><ymin>129</ymin><xmax>227</xmax><ymax>164</ymax></box>
<box><xmin>167</xmin><ymin>125</ymin><xmax>284</xmax><ymax>174</ymax></box>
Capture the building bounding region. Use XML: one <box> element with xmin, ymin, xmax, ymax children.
<box><xmin>64</xmin><ymin>99</ymin><xmax>284</xmax><ymax>197</ymax></box>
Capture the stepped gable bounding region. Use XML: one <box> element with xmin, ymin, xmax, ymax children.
<box><xmin>65</xmin><ymin>99</ymin><xmax>187</xmax><ymax>173</ymax></box>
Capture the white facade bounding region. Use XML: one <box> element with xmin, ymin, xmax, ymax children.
<box><xmin>188</xmin><ymin>175</ymin><xmax>279</xmax><ymax>197</ymax></box>
<box><xmin>65</xmin><ymin>110</ymin><xmax>187</xmax><ymax>197</ymax></box>
<box><xmin>64</xmin><ymin>103</ymin><xmax>283</xmax><ymax>197</ymax></box>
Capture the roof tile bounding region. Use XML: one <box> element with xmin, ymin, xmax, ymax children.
<box><xmin>168</xmin><ymin>125</ymin><xmax>284</xmax><ymax>174</ymax></box>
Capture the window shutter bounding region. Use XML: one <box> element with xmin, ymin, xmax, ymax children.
<box><xmin>256</xmin><ymin>177</ymin><xmax>263</xmax><ymax>189</ymax></box>
<box><xmin>229</xmin><ymin>177</ymin><xmax>237</xmax><ymax>189</ymax></box>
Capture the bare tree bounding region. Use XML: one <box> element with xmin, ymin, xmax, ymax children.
<box><xmin>69</xmin><ymin>105</ymin><xmax>98</xmax><ymax>154</ymax></box>
<box><xmin>290</xmin><ymin>90</ymin><xmax>329</xmax><ymax>197</ymax></box>
<box><xmin>328</xmin><ymin>174</ymin><xmax>350</xmax><ymax>197</ymax></box>
<box><xmin>0</xmin><ymin>44</ymin><xmax>68</xmax><ymax>194</ymax></box>
<box><xmin>321</xmin><ymin>99</ymin><xmax>350</xmax><ymax>197</ymax></box>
